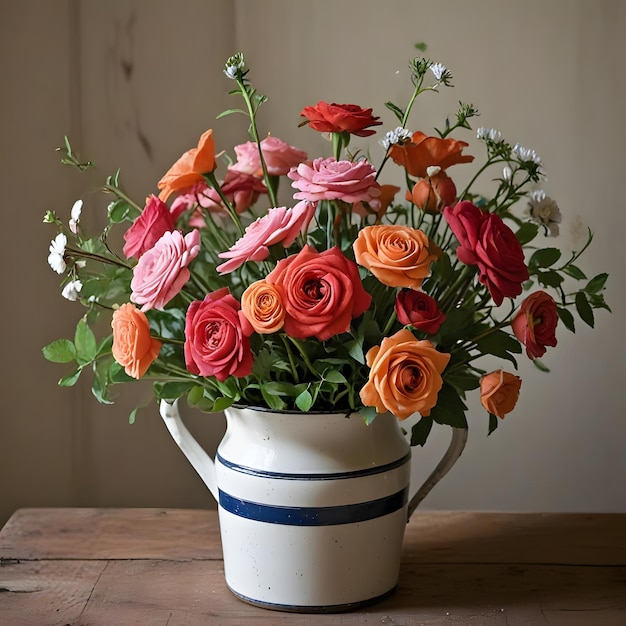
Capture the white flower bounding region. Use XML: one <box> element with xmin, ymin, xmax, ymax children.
<box><xmin>224</xmin><ymin>53</ymin><xmax>245</xmax><ymax>79</ymax></box>
<box><xmin>61</xmin><ymin>279</ymin><xmax>83</xmax><ymax>301</ymax></box>
<box><xmin>381</xmin><ymin>126</ymin><xmax>412</xmax><ymax>151</ymax></box>
<box><xmin>527</xmin><ymin>189</ymin><xmax>562</xmax><ymax>236</ymax></box>
<box><xmin>477</xmin><ymin>127</ymin><xmax>503</xmax><ymax>143</ymax></box>
<box><xmin>48</xmin><ymin>233</ymin><xmax>67</xmax><ymax>274</ymax></box>
<box><xmin>430</xmin><ymin>63</ymin><xmax>446</xmax><ymax>81</ymax></box>
<box><xmin>502</xmin><ymin>166</ymin><xmax>513</xmax><ymax>182</ymax></box>
<box><xmin>69</xmin><ymin>199</ymin><xmax>83</xmax><ymax>234</ymax></box>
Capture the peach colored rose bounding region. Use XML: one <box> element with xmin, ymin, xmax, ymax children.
<box><xmin>157</xmin><ymin>129</ymin><xmax>216</xmax><ymax>201</ymax></box>
<box><xmin>240</xmin><ymin>280</ymin><xmax>285</xmax><ymax>335</ymax></box>
<box><xmin>130</xmin><ymin>230</ymin><xmax>201</xmax><ymax>311</ymax></box>
<box><xmin>353</xmin><ymin>224</ymin><xmax>439</xmax><ymax>289</ymax></box>
<box><xmin>480</xmin><ymin>370</ymin><xmax>522</xmax><ymax>418</ymax></box>
<box><xmin>232</xmin><ymin>136</ymin><xmax>308</xmax><ymax>176</ymax></box>
<box><xmin>395</xmin><ymin>289</ymin><xmax>446</xmax><ymax>334</ymax></box>
<box><xmin>388</xmin><ymin>131</ymin><xmax>474</xmax><ymax>178</ymax></box>
<box><xmin>266</xmin><ymin>245</ymin><xmax>371</xmax><ymax>341</ymax></box>
<box><xmin>184</xmin><ymin>287</ymin><xmax>253</xmax><ymax>381</ymax></box>
<box><xmin>511</xmin><ymin>290</ymin><xmax>558</xmax><ymax>359</ymax></box>
<box><xmin>123</xmin><ymin>195</ymin><xmax>176</xmax><ymax>259</ymax></box>
<box><xmin>300</xmin><ymin>102</ymin><xmax>382</xmax><ymax>137</ymax></box>
<box><xmin>360</xmin><ymin>329</ymin><xmax>450</xmax><ymax>419</ymax></box>
<box><xmin>111</xmin><ymin>303</ymin><xmax>162</xmax><ymax>379</ymax></box>
<box><xmin>288</xmin><ymin>157</ymin><xmax>381</xmax><ymax>204</ymax></box>
<box><xmin>410</xmin><ymin>170</ymin><xmax>457</xmax><ymax>213</ymax></box>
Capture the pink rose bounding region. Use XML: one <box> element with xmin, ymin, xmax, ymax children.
<box><xmin>217</xmin><ymin>201</ymin><xmax>316</xmax><ymax>274</ymax></box>
<box><xmin>232</xmin><ymin>136</ymin><xmax>308</xmax><ymax>176</ymax></box>
<box><xmin>395</xmin><ymin>289</ymin><xmax>446</xmax><ymax>334</ymax></box>
<box><xmin>130</xmin><ymin>230</ymin><xmax>201</xmax><ymax>311</ymax></box>
<box><xmin>288</xmin><ymin>157</ymin><xmax>381</xmax><ymax>204</ymax></box>
<box><xmin>208</xmin><ymin>169</ymin><xmax>268</xmax><ymax>214</ymax></box>
<box><xmin>511</xmin><ymin>290</ymin><xmax>558</xmax><ymax>359</ymax></box>
<box><xmin>444</xmin><ymin>201</ymin><xmax>529</xmax><ymax>306</ymax></box>
<box><xmin>184</xmin><ymin>287</ymin><xmax>253</xmax><ymax>381</ymax></box>
<box><xmin>123</xmin><ymin>195</ymin><xmax>176</xmax><ymax>259</ymax></box>
<box><xmin>266</xmin><ymin>245</ymin><xmax>372</xmax><ymax>340</ymax></box>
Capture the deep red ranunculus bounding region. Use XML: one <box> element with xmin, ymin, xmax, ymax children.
<box><xmin>300</xmin><ymin>102</ymin><xmax>382</xmax><ymax>137</ymax></box>
<box><xmin>395</xmin><ymin>289</ymin><xmax>446</xmax><ymax>334</ymax></box>
<box><xmin>511</xmin><ymin>290</ymin><xmax>559</xmax><ymax>359</ymax></box>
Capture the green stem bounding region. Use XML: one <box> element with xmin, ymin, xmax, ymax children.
<box><xmin>204</xmin><ymin>171</ymin><xmax>245</xmax><ymax>236</ymax></box>
<box><xmin>103</xmin><ymin>184</ymin><xmax>143</xmax><ymax>213</ymax></box>
<box><xmin>287</xmin><ymin>336</ymin><xmax>320</xmax><ymax>378</ymax></box>
<box><xmin>66</xmin><ymin>246</ymin><xmax>131</xmax><ymax>270</ymax></box>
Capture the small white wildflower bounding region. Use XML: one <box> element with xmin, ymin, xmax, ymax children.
<box><xmin>69</xmin><ymin>199</ymin><xmax>83</xmax><ymax>234</ymax></box>
<box><xmin>527</xmin><ymin>189</ymin><xmax>562</xmax><ymax>236</ymax></box>
<box><xmin>430</xmin><ymin>63</ymin><xmax>446</xmax><ymax>81</ymax></box>
<box><xmin>47</xmin><ymin>233</ymin><xmax>67</xmax><ymax>274</ymax></box>
<box><xmin>426</xmin><ymin>165</ymin><xmax>442</xmax><ymax>177</ymax></box>
<box><xmin>502</xmin><ymin>166</ymin><xmax>513</xmax><ymax>182</ymax></box>
<box><xmin>477</xmin><ymin>127</ymin><xmax>503</xmax><ymax>143</ymax></box>
<box><xmin>224</xmin><ymin>53</ymin><xmax>245</xmax><ymax>79</ymax></box>
<box><xmin>381</xmin><ymin>126</ymin><xmax>412</xmax><ymax>151</ymax></box>
<box><xmin>61</xmin><ymin>279</ymin><xmax>83</xmax><ymax>301</ymax></box>
<box><xmin>513</xmin><ymin>143</ymin><xmax>541</xmax><ymax>165</ymax></box>
<box><xmin>88</xmin><ymin>295</ymin><xmax>97</xmax><ymax>303</ymax></box>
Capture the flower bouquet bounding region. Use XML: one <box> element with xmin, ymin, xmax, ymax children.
<box><xmin>44</xmin><ymin>51</ymin><xmax>609</xmax><ymax>446</ymax></box>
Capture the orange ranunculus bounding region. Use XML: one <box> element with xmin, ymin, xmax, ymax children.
<box><xmin>111</xmin><ymin>303</ymin><xmax>162</xmax><ymax>379</ymax></box>
<box><xmin>157</xmin><ymin>129</ymin><xmax>217</xmax><ymax>201</ymax></box>
<box><xmin>240</xmin><ymin>280</ymin><xmax>285</xmax><ymax>336</ymax></box>
<box><xmin>411</xmin><ymin>170</ymin><xmax>457</xmax><ymax>213</ymax></box>
<box><xmin>360</xmin><ymin>329</ymin><xmax>450</xmax><ymax>419</ymax></box>
<box><xmin>480</xmin><ymin>370</ymin><xmax>522</xmax><ymax>419</ymax></box>
<box><xmin>388</xmin><ymin>131</ymin><xmax>474</xmax><ymax>178</ymax></box>
<box><xmin>353</xmin><ymin>224</ymin><xmax>440</xmax><ymax>289</ymax></box>
<box><xmin>511</xmin><ymin>290</ymin><xmax>558</xmax><ymax>359</ymax></box>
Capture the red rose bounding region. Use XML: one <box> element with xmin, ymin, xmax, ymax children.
<box><xmin>511</xmin><ymin>290</ymin><xmax>558</xmax><ymax>359</ymax></box>
<box><xmin>266</xmin><ymin>245</ymin><xmax>371</xmax><ymax>340</ymax></box>
<box><xmin>123</xmin><ymin>195</ymin><xmax>176</xmax><ymax>259</ymax></box>
<box><xmin>184</xmin><ymin>288</ymin><xmax>253</xmax><ymax>381</ymax></box>
<box><xmin>395</xmin><ymin>289</ymin><xmax>446</xmax><ymax>334</ymax></box>
<box><xmin>300</xmin><ymin>102</ymin><xmax>382</xmax><ymax>137</ymax></box>
<box><xmin>444</xmin><ymin>201</ymin><xmax>529</xmax><ymax>306</ymax></box>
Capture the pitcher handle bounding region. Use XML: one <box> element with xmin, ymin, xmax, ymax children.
<box><xmin>159</xmin><ymin>399</ymin><xmax>218</xmax><ymax>502</ymax></box>
<box><xmin>406</xmin><ymin>426</ymin><xmax>468</xmax><ymax>520</ymax></box>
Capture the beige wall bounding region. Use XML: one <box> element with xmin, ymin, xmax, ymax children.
<box><xmin>1</xmin><ymin>0</ymin><xmax>624</xmax><ymax>525</ymax></box>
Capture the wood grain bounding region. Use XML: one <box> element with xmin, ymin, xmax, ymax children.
<box><xmin>1</xmin><ymin>509</ymin><xmax>625</xmax><ymax>625</ymax></box>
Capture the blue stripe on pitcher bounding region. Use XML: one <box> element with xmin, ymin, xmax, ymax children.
<box><xmin>218</xmin><ymin>488</ymin><xmax>408</xmax><ymax>526</ymax></box>
<box><xmin>216</xmin><ymin>451</ymin><xmax>411</xmax><ymax>481</ymax></box>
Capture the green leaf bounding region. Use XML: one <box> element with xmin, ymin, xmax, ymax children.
<box><xmin>359</xmin><ymin>405</ymin><xmax>378</xmax><ymax>425</ymax></box>
<box><xmin>42</xmin><ymin>339</ymin><xmax>76</xmax><ymax>363</ymax></box>
<box><xmin>59</xmin><ymin>369</ymin><xmax>82</xmax><ymax>386</ymax></box>
<box><xmin>556</xmin><ymin>306</ymin><xmax>576</xmax><ymax>333</ymax></box>
<box><xmin>260</xmin><ymin>386</ymin><xmax>287</xmax><ymax>411</ymax></box>
<box><xmin>216</xmin><ymin>108</ymin><xmax>247</xmax><ymax>119</ymax></box>
<box><xmin>488</xmin><ymin>413</ymin><xmax>499</xmax><ymax>435</ymax></box>
<box><xmin>563</xmin><ymin>264</ymin><xmax>587</xmax><ymax>280</ymax></box>
<box><xmin>74</xmin><ymin>320</ymin><xmax>97</xmax><ymax>364</ymax></box>
<box><xmin>585</xmin><ymin>273</ymin><xmax>608</xmax><ymax>294</ymax></box>
<box><xmin>533</xmin><ymin>358</ymin><xmax>550</xmax><ymax>372</ymax></box>
<box><xmin>410</xmin><ymin>416</ymin><xmax>433</xmax><ymax>446</ymax></box>
<box><xmin>108</xmin><ymin>200</ymin><xmax>132</xmax><ymax>223</ymax></box>
<box><xmin>295</xmin><ymin>389</ymin><xmax>313</xmax><ymax>412</ymax></box>
<box><xmin>536</xmin><ymin>270</ymin><xmax>564</xmax><ymax>289</ymax></box>
<box><xmin>429</xmin><ymin>383</ymin><xmax>468</xmax><ymax>428</ymax></box>
<box><xmin>516</xmin><ymin>222</ymin><xmax>539</xmax><ymax>245</ymax></box>
<box><xmin>446</xmin><ymin>370</ymin><xmax>481</xmax><ymax>392</ymax></box>
<box><xmin>384</xmin><ymin>101</ymin><xmax>405</xmax><ymax>123</ymax></box>
<box><xmin>155</xmin><ymin>381</ymin><xmax>197</xmax><ymax>400</ymax></box>
<box><xmin>530</xmin><ymin>247</ymin><xmax>561</xmax><ymax>268</ymax></box>
<box><xmin>475</xmin><ymin>330</ymin><xmax>522</xmax><ymax>367</ymax></box>
<box><xmin>128</xmin><ymin>407</ymin><xmax>138</xmax><ymax>425</ymax></box>
<box><xmin>575</xmin><ymin>291</ymin><xmax>594</xmax><ymax>328</ymax></box>
<box><xmin>324</xmin><ymin>370</ymin><xmax>347</xmax><ymax>384</ymax></box>
<box><xmin>213</xmin><ymin>396</ymin><xmax>235</xmax><ymax>412</ymax></box>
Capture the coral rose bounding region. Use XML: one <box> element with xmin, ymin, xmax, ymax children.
<box><xmin>232</xmin><ymin>136</ymin><xmax>308</xmax><ymax>176</ymax></box>
<box><xmin>123</xmin><ymin>195</ymin><xmax>176</xmax><ymax>259</ymax></box>
<box><xmin>480</xmin><ymin>370</ymin><xmax>522</xmax><ymax>418</ymax></box>
<box><xmin>240</xmin><ymin>280</ymin><xmax>285</xmax><ymax>336</ymax></box>
<box><xmin>130</xmin><ymin>230</ymin><xmax>201</xmax><ymax>311</ymax></box>
<box><xmin>511</xmin><ymin>290</ymin><xmax>558</xmax><ymax>359</ymax></box>
<box><xmin>288</xmin><ymin>157</ymin><xmax>381</xmax><ymax>204</ymax></box>
<box><xmin>353</xmin><ymin>224</ymin><xmax>439</xmax><ymax>289</ymax></box>
<box><xmin>300</xmin><ymin>102</ymin><xmax>382</xmax><ymax>137</ymax></box>
<box><xmin>395</xmin><ymin>289</ymin><xmax>446</xmax><ymax>334</ymax></box>
<box><xmin>184</xmin><ymin>287</ymin><xmax>253</xmax><ymax>381</ymax></box>
<box><xmin>266</xmin><ymin>245</ymin><xmax>371</xmax><ymax>341</ymax></box>
<box><xmin>444</xmin><ymin>201</ymin><xmax>529</xmax><ymax>306</ymax></box>
<box><xmin>388</xmin><ymin>131</ymin><xmax>474</xmax><ymax>178</ymax></box>
<box><xmin>360</xmin><ymin>329</ymin><xmax>450</xmax><ymax>419</ymax></box>
<box><xmin>157</xmin><ymin>129</ymin><xmax>216</xmax><ymax>201</ymax></box>
<box><xmin>111</xmin><ymin>303</ymin><xmax>162</xmax><ymax>379</ymax></box>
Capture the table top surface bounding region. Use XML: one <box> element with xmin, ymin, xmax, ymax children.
<box><xmin>0</xmin><ymin>508</ymin><xmax>625</xmax><ymax>625</ymax></box>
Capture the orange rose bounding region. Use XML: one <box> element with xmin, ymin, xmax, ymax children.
<box><xmin>360</xmin><ymin>329</ymin><xmax>450</xmax><ymax>419</ymax></box>
<box><xmin>111</xmin><ymin>303</ymin><xmax>162</xmax><ymax>379</ymax></box>
<box><xmin>157</xmin><ymin>129</ymin><xmax>217</xmax><ymax>201</ymax></box>
<box><xmin>353</xmin><ymin>224</ymin><xmax>439</xmax><ymax>289</ymax></box>
<box><xmin>240</xmin><ymin>280</ymin><xmax>285</xmax><ymax>336</ymax></box>
<box><xmin>480</xmin><ymin>370</ymin><xmax>522</xmax><ymax>418</ymax></box>
<box><xmin>388</xmin><ymin>131</ymin><xmax>474</xmax><ymax>178</ymax></box>
<box><xmin>410</xmin><ymin>170</ymin><xmax>457</xmax><ymax>213</ymax></box>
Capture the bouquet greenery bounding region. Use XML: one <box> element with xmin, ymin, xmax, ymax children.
<box><xmin>44</xmin><ymin>52</ymin><xmax>609</xmax><ymax>445</ymax></box>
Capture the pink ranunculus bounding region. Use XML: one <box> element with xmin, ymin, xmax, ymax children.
<box><xmin>511</xmin><ymin>290</ymin><xmax>559</xmax><ymax>359</ymax></box>
<box><xmin>217</xmin><ymin>201</ymin><xmax>316</xmax><ymax>274</ymax></box>
<box><xmin>184</xmin><ymin>287</ymin><xmax>253</xmax><ymax>381</ymax></box>
<box><xmin>123</xmin><ymin>195</ymin><xmax>176</xmax><ymax>259</ymax></box>
<box><xmin>288</xmin><ymin>157</ymin><xmax>381</xmax><ymax>204</ymax></box>
<box><xmin>169</xmin><ymin>182</ymin><xmax>218</xmax><ymax>216</ymax></box>
<box><xmin>395</xmin><ymin>289</ymin><xmax>446</xmax><ymax>334</ymax></box>
<box><xmin>444</xmin><ymin>201</ymin><xmax>529</xmax><ymax>306</ymax></box>
<box><xmin>209</xmin><ymin>168</ymin><xmax>268</xmax><ymax>214</ymax></box>
<box><xmin>232</xmin><ymin>136</ymin><xmax>308</xmax><ymax>177</ymax></box>
<box><xmin>130</xmin><ymin>229</ymin><xmax>201</xmax><ymax>311</ymax></box>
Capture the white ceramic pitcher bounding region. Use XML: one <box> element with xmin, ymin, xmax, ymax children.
<box><xmin>160</xmin><ymin>400</ymin><xmax>466</xmax><ymax>612</ymax></box>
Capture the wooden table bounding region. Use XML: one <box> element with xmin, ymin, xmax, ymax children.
<box><xmin>0</xmin><ymin>508</ymin><xmax>624</xmax><ymax>625</ymax></box>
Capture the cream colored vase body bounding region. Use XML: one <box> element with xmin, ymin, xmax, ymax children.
<box><xmin>160</xmin><ymin>401</ymin><xmax>466</xmax><ymax>612</ymax></box>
